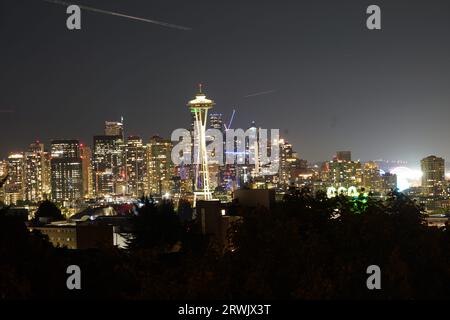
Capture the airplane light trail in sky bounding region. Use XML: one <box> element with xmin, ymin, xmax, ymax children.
<box><xmin>243</xmin><ymin>89</ymin><xmax>277</xmax><ymax>98</ymax></box>
<box><xmin>43</xmin><ymin>0</ymin><xmax>192</xmax><ymax>31</ymax></box>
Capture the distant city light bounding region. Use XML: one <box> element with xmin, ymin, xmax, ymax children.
<box><xmin>390</xmin><ymin>167</ymin><xmax>422</xmax><ymax>191</ymax></box>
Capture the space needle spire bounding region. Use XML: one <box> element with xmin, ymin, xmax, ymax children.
<box><xmin>187</xmin><ymin>84</ymin><xmax>215</xmax><ymax>205</ymax></box>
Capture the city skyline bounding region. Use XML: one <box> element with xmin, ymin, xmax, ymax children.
<box><xmin>1</xmin><ymin>117</ymin><xmax>445</xmax><ymax>167</ymax></box>
<box><xmin>1</xmin><ymin>0</ymin><xmax>450</xmax><ymax>164</ymax></box>
<box><xmin>3</xmin><ymin>0</ymin><xmax>450</xmax><ymax>303</ymax></box>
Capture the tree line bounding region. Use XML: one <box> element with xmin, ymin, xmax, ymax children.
<box><xmin>1</xmin><ymin>181</ymin><xmax>450</xmax><ymax>299</ymax></box>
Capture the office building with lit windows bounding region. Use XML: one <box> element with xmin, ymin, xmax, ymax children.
<box><xmin>5</xmin><ymin>152</ymin><xmax>25</xmax><ymax>205</ymax></box>
<box><xmin>104</xmin><ymin>119</ymin><xmax>124</xmax><ymax>140</ymax></box>
<box><xmin>126</xmin><ymin>136</ymin><xmax>146</xmax><ymax>197</ymax></box>
<box><xmin>80</xmin><ymin>144</ymin><xmax>93</xmax><ymax>198</ymax></box>
<box><xmin>421</xmin><ymin>155</ymin><xmax>445</xmax><ymax>196</ymax></box>
<box><xmin>336</xmin><ymin>151</ymin><xmax>352</xmax><ymax>162</ymax></box>
<box><xmin>93</xmin><ymin>135</ymin><xmax>125</xmax><ymax>196</ymax></box>
<box><xmin>209</xmin><ymin>113</ymin><xmax>224</xmax><ymax>131</ymax></box>
<box><xmin>326</xmin><ymin>159</ymin><xmax>362</xmax><ymax>189</ymax></box>
<box><xmin>24</xmin><ymin>142</ymin><xmax>49</xmax><ymax>202</ymax></box>
<box><xmin>278</xmin><ymin>139</ymin><xmax>306</xmax><ymax>189</ymax></box>
<box><xmin>50</xmin><ymin>140</ymin><xmax>83</xmax><ymax>205</ymax></box>
<box><xmin>0</xmin><ymin>160</ymin><xmax>7</xmax><ymax>178</ymax></box>
<box><xmin>381</xmin><ymin>172</ymin><xmax>397</xmax><ymax>195</ymax></box>
<box><xmin>363</xmin><ymin>161</ymin><xmax>383</xmax><ymax>193</ymax></box>
<box><xmin>0</xmin><ymin>160</ymin><xmax>7</xmax><ymax>203</ymax></box>
<box><xmin>146</xmin><ymin>135</ymin><xmax>173</xmax><ymax>197</ymax></box>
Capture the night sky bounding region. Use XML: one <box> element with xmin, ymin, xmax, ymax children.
<box><xmin>1</xmin><ymin>0</ymin><xmax>450</xmax><ymax>167</ymax></box>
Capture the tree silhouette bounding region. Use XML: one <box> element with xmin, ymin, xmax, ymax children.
<box><xmin>177</xmin><ymin>198</ymin><xmax>193</xmax><ymax>222</ymax></box>
<box><xmin>126</xmin><ymin>197</ymin><xmax>184</xmax><ymax>252</ymax></box>
<box><xmin>221</xmin><ymin>188</ymin><xmax>450</xmax><ymax>299</ymax></box>
<box><xmin>2</xmin><ymin>187</ymin><xmax>450</xmax><ymax>299</ymax></box>
<box><xmin>34</xmin><ymin>200</ymin><xmax>63</xmax><ymax>222</ymax></box>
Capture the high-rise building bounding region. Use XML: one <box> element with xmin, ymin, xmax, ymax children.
<box><xmin>421</xmin><ymin>155</ymin><xmax>445</xmax><ymax>196</ymax></box>
<box><xmin>50</xmin><ymin>140</ymin><xmax>83</xmax><ymax>205</ymax></box>
<box><xmin>327</xmin><ymin>159</ymin><xmax>362</xmax><ymax>189</ymax></box>
<box><xmin>80</xmin><ymin>144</ymin><xmax>93</xmax><ymax>198</ymax></box>
<box><xmin>209</xmin><ymin>113</ymin><xmax>231</xmax><ymax>192</ymax></box>
<box><xmin>146</xmin><ymin>136</ymin><xmax>173</xmax><ymax>197</ymax></box>
<box><xmin>104</xmin><ymin>119</ymin><xmax>124</xmax><ymax>140</ymax></box>
<box><xmin>0</xmin><ymin>160</ymin><xmax>6</xmax><ymax>204</ymax></box>
<box><xmin>126</xmin><ymin>136</ymin><xmax>146</xmax><ymax>197</ymax></box>
<box><xmin>363</xmin><ymin>161</ymin><xmax>382</xmax><ymax>193</ymax></box>
<box><xmin>246</xmin><ymin>122</ymin><xmax>259</xmax><ymax>180</ymax></box>
<box><xmin>382</xmin><ymin>172</ymin><xmax>397</xmax><ymax>195</ymax></box>
<box><xmin>24</xmin><ymin>142</ymin><xmax>48</xmax><ymax>202</ymax></box>
<box><xmin>209</xmin><ymin>113</ymin><xmax>223</xmax><ymax>131</ymax></box>
<box><xmin>174</xmin><ymin>165</ymin><xmax>194</xmax><ymax>196</ymax></box>
<box><xmin>0</xmin><ymin>160</ymin><xmax>7</xmax><ymax>178</ymax></box>
<box><xmin>4</xmin><ymin>153</ymin><xmax>25</xmax><ymax>205</ymax></box>
<box><xmin>278</xmin><ymin>138</ymin><xmax>307</xmax><ymax>190</ymax></box>
<box><xmin>279</xmin><ymin>139</ymin><xmax>293</xmax><ymax>188</ymax></box>
<box><xmin>208</xmin><ymin>113</ymin><xmax>224</xmax><ymax>191</ymax></box>
<box><xmin>93</xmin><ymin>135</ymin><xmax>125</xmax><ymax>196</ymax></box>
<box><xmin>336</xmin><ymin>151</ymin><xmax>352</xmax><ymax>162</ymax></box>
<box><xmin>42</xmin><ymin>151</ymin><xmax>51</xmax><ymax>197</ymax></box>
<box><xmin>218</xmin><ymin>164</ymin><xmax>237</xmax><ymax>191</ymax></box>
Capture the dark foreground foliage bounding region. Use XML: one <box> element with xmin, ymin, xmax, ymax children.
<box><xmin>1</xmin><ymin>189</ymin><xmax>450</xmax><ymax>299</ymax></box>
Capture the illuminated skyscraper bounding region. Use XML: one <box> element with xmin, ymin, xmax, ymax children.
<box><xmin>80</xmin><ymin>144</ymin><xmax>93</xmax><ymax>198</ymax></box>
<box><xmin>0</xmin><ymin>160</ymin><xmax>7</xmax><ymax>178</ymax></box>
<box><xmin>24</xmin><ymin>142</ymin><xmax>48</xmax><ymax>202</ymax></box>
<box><xmin>209</xmin><ymin>113</ymin><xmax>223</xmax><ymax>131</ymax></box>
<box><xmin>278</xmin><ymin>139</ymin><xmax>306</xmax><ymax>189</ymax></box>
<box><xmin>327</xmin><ymin>159</ymin><xmax>362</xmax><ymax>189</ymax></box>
<box><xmin>188</xmin><ymin>85</ymin><xmax>215</xmax><ymax>204</ymax></box>
<box><xmin>363</xmin><ymin>161</ymin><xmax>383</xmax><ymax>193</ymax></box>
<box><xmin>0</xmin><ymin>160</ymin><xmax>6</xmax><ymax>204</ymax></box>
<box><xmin>246</xmin><ymin>122</ymin><xmax>259</xmax><ymax>180</ymax></box>
<box><xmin>279</xmin><ymin>139</ymin><xmax>293</xmax><ymax>188</ymax></box>
<box><xmin>93</xmin><ymin>135</ymin><xmax>125</xmax><ymax>196</ymax></box>
<box><xmin>105</xmin><ymin>118</ymin><xmax>124</xmax><ymax>140</ymax></box>
<box><xmin>42</xmin><ymin>151</ymin><xmax>51</xmax><ymax>197</ymax></box>
<box><xmin>336</xmin><ymin>151</ymin><xmax>351</xmax><ymax>162</ymax></box>
<box><xmin>146</xmin><ymin>136</ymin><xmax>173</xmax><ymax>197</ymax></box>
<box><xmin>207</xmin><ymin>113</ymin><xmax>226</xmax><ymax>192</ymax></box>
<box><xmin>126</xmin><ymin>136</ymin><xmax>146</xmax><ymax>197</ymax></box>
<box><xmin>5</xmin><ymin>153</ymin><xmax>25</xmax><ymax>205</ymax></box>
<box><xmin>381</xmin><ymin>172</ymin><xmax>397</xmax><ymax>195</ymax></box>
<box><xmin>421</xmin><ymin>155</ymin><xmax>445</xmax><ymax>196</ymax></box>
<box><xmin>50</xmin><ymin>140</ymin><xmax>83</xmax><ymax>205</ymax></box>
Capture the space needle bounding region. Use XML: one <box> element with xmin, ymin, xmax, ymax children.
<box><xmin>188</xmin><ymin>84</ymin><xmax>215</xmax><ymax>205</ymax></box>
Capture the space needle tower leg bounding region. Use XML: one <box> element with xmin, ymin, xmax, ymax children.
<box><xmin>188</xmin><ymin>84</ymin><xmax>214</xmax><ymax>206</ymax></box>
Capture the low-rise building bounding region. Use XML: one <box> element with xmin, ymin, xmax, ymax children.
<box><xmin>28</xmin><ymin>221</ymin><xmax>113</xmax><ymax>250</ymax></box>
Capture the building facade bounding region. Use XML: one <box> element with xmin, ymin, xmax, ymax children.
<box><xmin>146</xmin><ymin>136</ymin><xmax>173</xmax><ymax>197</ymax></box>
<box><xmin>5</xmin><ymin>153</ymin><xmax>25</xmax><ymax>205</ymax></box>
<box><xmin>50</xmin><ymin>140</ymin><xmax>83</xmax><ymax>205</ymax></box>
<box><xmin>92</xmin><ymin>135</ymin><xmax>125</xmax><ymax>196</ymax></box>
<box><xmin>421</xmin><ymin>155</ymin><xmax>445</xmax><ymax>196</ymax></box>
<box><xmin>24</xmin><ymin>142</ymin><xmax>50</xmax><ymax>202</ymax></box>
<box><xmin>126</xmin><ymin>136</ymin><xmax>146</xmax><ymax>197</ymax></box>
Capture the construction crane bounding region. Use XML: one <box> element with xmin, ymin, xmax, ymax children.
<box><xmin>224</xmin><ymin>109</ymin><xmax>236</xmax><ymax>130</ymax></box>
